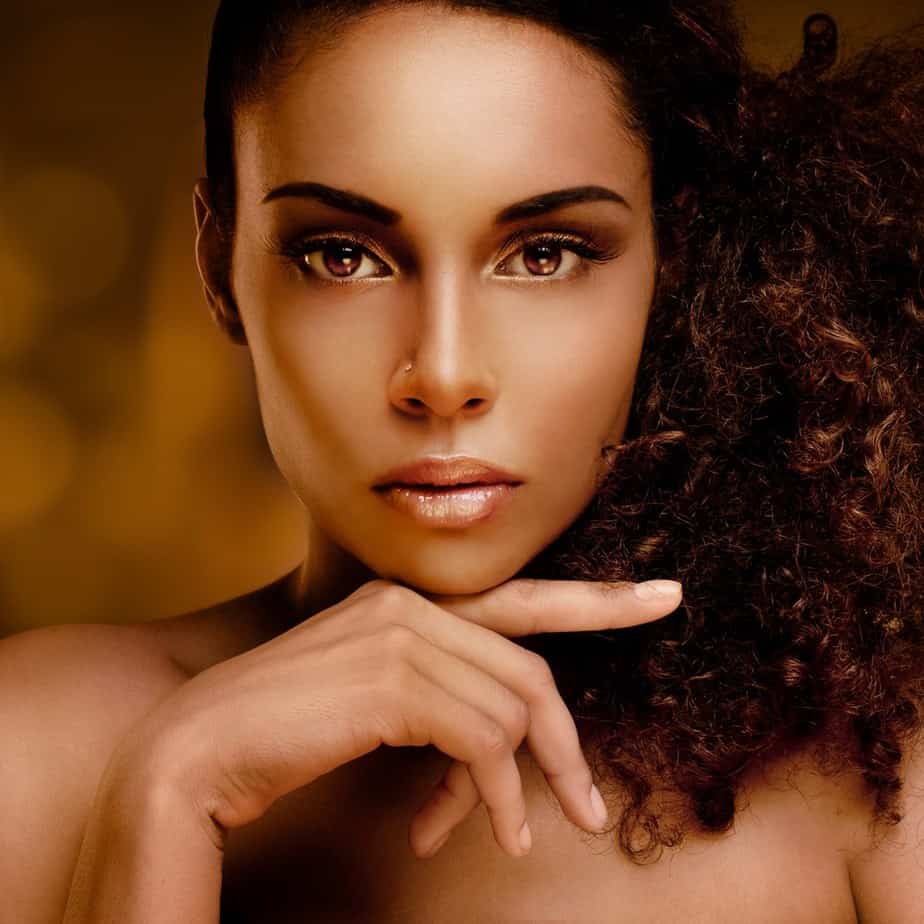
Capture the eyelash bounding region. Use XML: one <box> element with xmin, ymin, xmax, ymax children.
<box><xmin>274</xmin><ymin>227</ymin><xmax>621</xmax><ymax>287</ymax></box>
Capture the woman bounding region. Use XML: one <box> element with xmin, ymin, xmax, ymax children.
<box><xmin>7</xmin><ymin>0</ymin><xmax>921</xmax><ymax>920</ymax></box>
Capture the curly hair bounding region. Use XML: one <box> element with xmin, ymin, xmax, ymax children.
<box><xmin>202</xmin><ymin>0</ymin><xmax>924</xmax><ymax>863</ymax></box>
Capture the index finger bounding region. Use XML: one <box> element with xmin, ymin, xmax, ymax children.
<box><xmin>421</xmin><ymin>578</ymin><xmax>682</xmax><ymax>637</ymax></box>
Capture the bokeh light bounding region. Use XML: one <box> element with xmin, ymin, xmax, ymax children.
<box><xmin>3</xmin><ymin>164</ymin><xmax>129</xmax><ymax>305</ymax></box>
<box><xmin>0</xmin><ymin>0</ymin><xmax>919</xmax><ymax>635</ymax></box>
<box><xmin>0</xmin><ymin>381</ymin><xmax>78</xmax><ymax>531</ymax></box>
<box><xmin>0</xmin><ymin>218</ymin><xmax>47</xmax><ymax>359</ymax></box>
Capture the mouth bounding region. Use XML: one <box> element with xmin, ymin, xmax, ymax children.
<box><xmin>376</xmin><ymin>480</ymin><xmax>516</xmax><ymax>491</ymax></box>
<box><xmin>372</xmin><ymin>455</ymin><xmax>524</xmax><ymax>492</ymax></box>
<box><xmin>373</xmin><ymin>481</ymin><xmax>520</xmax><ymax>527</ymax></box>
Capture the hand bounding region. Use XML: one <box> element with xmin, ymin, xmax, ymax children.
<box><xmin>408</xmin><ymin>577</ymin><xmax>682</xmax><ymax>857</ymax></box>
<box><xmin>122</xmin><ymin>576</ymin><xmax>681</xmax><ymax>861</ymax></box>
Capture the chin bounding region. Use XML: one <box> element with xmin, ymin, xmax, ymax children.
<box><xmin>374</xmin><ymin>557</ymin><xmax>523</xmax><ymax>599</ymax></box>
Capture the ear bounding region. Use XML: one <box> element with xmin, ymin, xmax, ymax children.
<box><xmin>193</xmin><ymin>179</ymin><xmax>248</xmax><ymax>345</ymax></box>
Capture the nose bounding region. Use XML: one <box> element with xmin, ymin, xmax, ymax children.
<box><xmin>389</xmin><ymin>268</ymin><xmax>498</xmax><ymax>419</ymax></box>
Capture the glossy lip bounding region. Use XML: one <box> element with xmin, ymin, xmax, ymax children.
<box><xmin>372</xmin><ymin>455</ymin><xmax>524</xmax><ymax>489</ymax></box>
<box><xmin>375</xmin><ymin>482</ymin><xmax>519</xmax><ymax>527</ymax></box>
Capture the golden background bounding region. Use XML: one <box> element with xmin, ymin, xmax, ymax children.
<box><xmin>1</xmin><ymin>1</ymin><xmax>921</xmax><ymax>636</ymax></box>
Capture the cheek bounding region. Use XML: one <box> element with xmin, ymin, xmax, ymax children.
<box><xmin>532</xmin><ymin>335</ymin><xmax>639</xmax><ymax>452</ymax></box>
<box><xmin>516</xmin><ymin>321</ymin><xmax>645</xmax><ymax>499</ymax></box>
<box><xmin>532</xmin><ymin>270</ymin><xmax>651</xmax><ymax>419</ymax></box>
<box><xmin>520</xmin><ymin>271</ymin><xmax>652</xmax><ymax>482</ymax></box>
<box><xmin>242</xmin><ymin>313</ymin><xmax>396</xmax><ymax>513</ymax></box>
<box><xmin>230</xmin><ymin>279</ymin><xmax>343</xmax><ymax>487</ymax></box>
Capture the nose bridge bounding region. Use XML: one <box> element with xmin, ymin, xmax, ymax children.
<box><xmin>417</xmin><ymin>258</ymin><xmax>471</xmax><ymax>369</ymax></box>
<box><xmin>400</xmin><ymin>252</ymin><xmax>495</xmax><ymax>416</ymax></box>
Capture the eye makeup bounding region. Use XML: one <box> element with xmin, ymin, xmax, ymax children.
<box><xmin>263</xmin><ymin>221</ymin><xmax>625</xmax><ymax>287</ymax></box>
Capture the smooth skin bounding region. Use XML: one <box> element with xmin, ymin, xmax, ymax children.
<box><xmin>7</xmin><ymin>5</ymin><xmax>916</xmax><ymax>922</ymax></box>
<box><xmin>103</xmin><ymin>576</ymin><xmax>681</xmax><ymax>870</ymax></box>
<box><xmin>191</xmin><ymin>5</ymin><xmax>664</xmax><ymax>862</ymax></box>
<box><xmin>194</xmin><ymin>6</ymin><xmax>658</xmax><ymax>607</ymax></box>
<box><xmin>56</xmin><ymin>10</ymin><xmax>682</xmax><ymax>918</ymax></box>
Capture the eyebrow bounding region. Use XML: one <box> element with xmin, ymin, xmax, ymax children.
<box><xmin>260</xmin><ymin>181</ymin><xmax>631</xmax><ymax>225</ymax></box>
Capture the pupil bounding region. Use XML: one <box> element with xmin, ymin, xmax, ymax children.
<box><xmin>524</xmin><ymin>243</ymin><xmax>561</xmax><ymax>276</ymax></box>
<box><xmin>324</xmin><ymin>243</ymin><xmax>362</xmax><ymax>277</ymax></box>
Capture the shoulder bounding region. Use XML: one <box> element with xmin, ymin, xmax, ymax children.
<box><xmin>847</xmin><ymin>728</ymin><xmax>924</xmax><ymax>922</ymax></box>
<box><xmin>0</xmin><ymin>621</ymin><xmax>190</xmax><ymax>923</ymax></box>
<box><xmin>0</xmin><ymin>620</ymin><xmax>191</xmax><ymax>747</ymax></box>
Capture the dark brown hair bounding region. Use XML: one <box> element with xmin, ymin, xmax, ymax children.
<box><xmin>202</xmin><ymin>0</ymin><xmax>924</xmax><ymax>862</ymax></box>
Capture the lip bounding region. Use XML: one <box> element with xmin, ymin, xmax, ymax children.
<box><xmin>372</xmin><ymin>455</ymin><xmax>524</xmax><ymax>490</ymax></box>
<box><xmin>375</xmin><ymin>483</ymin><xmax>519</xmax><ymax>527</ymax></box>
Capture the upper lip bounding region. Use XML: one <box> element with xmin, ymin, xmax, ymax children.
<box><xmin>373</xmin><ymin>455</ymin><xmax>524</xmax><ymax>488</ymax></box>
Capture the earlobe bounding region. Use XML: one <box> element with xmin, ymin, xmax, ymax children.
<box><xmin>192</xmin><ymin>179</ymin><xmax>248</xmax><ymax>346</ymax></box>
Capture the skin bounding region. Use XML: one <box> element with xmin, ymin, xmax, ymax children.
<box><xmin>0</xmin><ymin>10</ymin><xmax>909</xmax><ymax>921</ymax></box>
<box><xmin>46</xmin><ymin>10</ymin><xmax>883</xmax><ymax>920</ymax></box>
<box><xmin>194</xmin><ymin>5</ymin><xmax>658</xmax><ymax>629</ymax></box>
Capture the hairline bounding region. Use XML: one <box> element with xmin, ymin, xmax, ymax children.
<box><xmin>231</xmin><ymin>1</ymin><xmax>649</xmax><ymax>162</ymax></box>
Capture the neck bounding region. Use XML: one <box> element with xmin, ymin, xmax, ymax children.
<box><xmin>259</xmin><ymin>514</ymin><xmax>379</xmax><ymax>638</ymax></box>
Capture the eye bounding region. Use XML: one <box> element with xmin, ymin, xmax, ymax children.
<box><xmin>284</xmin><ymin>235</ymin><xmax>391</xmax><ymax>285</ymax></box>
<box><xmin>494</xmin><ymin>231</ymin><xmax>619</xmax><ymax>283</ymax></box>
<box><xmin>275</xmin><ymin>227</ymin><xmax>621</xmax><ymax>286</ymax></box>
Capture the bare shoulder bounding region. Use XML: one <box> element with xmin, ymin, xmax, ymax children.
<box><xmin>0</xmin><ymin>620</ymin><xmax>190</xmax><ymax>924</ymax></box>
<box><xmin>847</xmin><ymin>727</ymin><xmax>924</xmax><ymax>922</ymax></box>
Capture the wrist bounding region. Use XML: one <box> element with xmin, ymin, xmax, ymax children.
<box><xmin>102</xmin><ymin>717</ymin><xmax>229</xmax><ymax>853</ymax></box>
<box><xmin>64</xmin><ymin>726</ymin><xmax>225</xmax><ymax>924</ymax></box>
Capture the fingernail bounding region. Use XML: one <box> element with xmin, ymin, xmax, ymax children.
<box><xmin>589</xmin><ymin>784</ymin><xmax>609</xmax><ymax>827</ymax></box>
<box><xmin>518</xmin><ymin>820</ymin><xmax>532</xmax><ymax>854</ymax></box>
<box><xmin>424</xmin><ymin>830</ymin><xmax>450</xmax><ymax>858</ymax></box>
<box><xmin>634</xmin><ymin>580</ymin><xmax>682</xmax><ymax>601</ymax></box>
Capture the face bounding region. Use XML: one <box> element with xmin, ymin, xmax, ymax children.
<box><xmin>196</xmin><ymin>5</ymin><xmax>657</xmax><ymax>597</ymax></box>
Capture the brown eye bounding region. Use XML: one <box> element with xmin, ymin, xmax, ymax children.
<box><xmin>497</xmin><ymin>234</ymin><xmax>591</xmax><ymax>281</ymax></box>
<box><xmin>319</xmin><ymin>242</ymin><xmax>364</xmax><ymax>277</ymax></box>
<box><xmin>305</xmin><ymin>240</ymin><xmax>388</xmax><ymax>281</ymax></box>
<box><xmin>288</xmin><ymin>236</ymin><xmax>391</xmax><ymax>283</ymax></box>
<box><xmin>280</xmin><ymin>229</ymin><xmax>619</xmax><ymax>286</ymax></box>
<box><xmin>522</xmin><ymin>242</ymin><xmax>564</xmax><ymax>277</ymax></box>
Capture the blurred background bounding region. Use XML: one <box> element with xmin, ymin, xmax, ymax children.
<box><xmin>0</xmin><ymin>0</ymin><xmax>921</xmax><ymax>636</ymax></box>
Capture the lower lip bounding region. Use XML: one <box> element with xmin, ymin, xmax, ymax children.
<box><xmin>374</xmin><ymin>483</ymin><xmax>520</xmax><ymax>527</ymax></box>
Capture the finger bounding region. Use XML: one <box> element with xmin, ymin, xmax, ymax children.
<box><xmin>400</xmin><ymin>640</ymin><xmax>532</xmax><ymax>852</ymax></box>
<box><xmin>409</xmin><ymin>757</ymin><xmax>480</xmax><ymax>856</ymax></box>
<box><xmin>402</xmin><ymin>602</ymin><xmax>615</xmax><ymax>835</ymax></box>
<box><xmin>404</xmin><ymin>633</ymin><xmax>531</xmax><ymax>749</ymax></box>
<box><xmin>408</xmin><ymin>636</ymin><xmax>605</xmax><ymax>839</ymax></box>
<box><xmin>386</xmin><ymin>660</ymin><xmax>531</xmax><ymax>859</ymax></box>
<box><xmin>424</xmin><ymin>577</ymin><xmax>683</xmax><ymax>638</ymax></box>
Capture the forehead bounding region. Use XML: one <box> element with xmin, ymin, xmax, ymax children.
<box><xmin>235</xmin><ymin>6</ymin><xmax>649</xmax><ymax>217</ymax></box>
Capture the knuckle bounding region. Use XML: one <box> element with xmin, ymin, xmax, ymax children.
<box><xmin>353</xmin><ymin>577</ymin><xmax>392</xmax><ymax>596</ymax></box>
<box><xmin>345</xmin><ymin>578</ymin><xmax>398</xmax><ymax>611</ymax></box>
<box><xmin>375</xmin><ymin>582</ymin><xmax>413</xmax><ymax>613</ymax></box>
<box><xmin>522</xmin><ymin>650</ymin><xmax>556</xmax><ymax>694</ymax></box>
<box><xmin>476</xmin><ymin>718</ymin><xmax>511</xmax><ymax>757</ymax></box>
<box><xmin>509</xmin><ymin>696</ymin><xmax>531</xmax><ymax>741</ymax></box>
<box><xmin>379</xmin><ymin>622</ymin><xmax>420</xmax><ymax>655</ymax></box>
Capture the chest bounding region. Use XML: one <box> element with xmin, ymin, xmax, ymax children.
<box><xmin>217</xmin><ymin>747</ymin><xmax>860</xmax><ymax>923</ymax></box>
